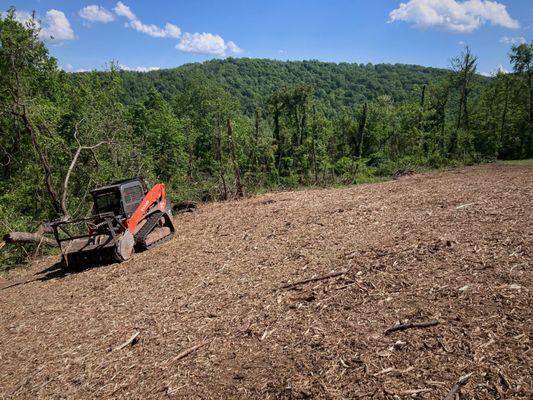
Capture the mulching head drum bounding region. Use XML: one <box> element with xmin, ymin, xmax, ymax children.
<box><xmin>61</xmin><ymin>231</ymin><xmax>134</xmax><ymax>269</ymax></box>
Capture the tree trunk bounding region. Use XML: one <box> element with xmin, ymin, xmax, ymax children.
<box><xmin>214</xmin><ymin>118</ymin><xmax>227</xmax><ymax>201</ymax></box>
<box><xmin>420</xmin><ymin>84</ymin><xmax>426</xmax><ymax>108</ymax></box>
<box><xmin>463</xmin><ymin>86</ymin><xmax>469</xmax><ymax>130</ymax></box>
<box><xmin>3</xmin><ymin>232</ymin><xmax>57</xmax><ymax>247</ymax></box>
<box><xmin>311</xmin><ymin>105</ymin><xmax>319</xmax><ymax>185</ymax></box>
<box><xmin>226</xmin><ymin>118</ymin><xmax>244</xmax><ymax>197</ymax></box>
<box><xmin>273</xmin><ymin>104</ymin><xmax>283</xmax><ymax>173</ymax></box>
<box><xmin>527</xmin><ymin>71</ymin><xmax>533</xmax><ymax>124</ymax></box>
<box><xmin>19</xmin><ymin>108</ymin><xmax>62</xmax><ymax>214</ymax></box>
<box><xmin>186</xmin><ymin>125</ymin><xmax>194</xmax><ymax>181</ymax></box>
<box><xmin>254</xmin><ymin>109</ymin><xmax>260</xmax><ymax>172</ymax></box>
<box><xmin>357</xmin><ymin>102</ymin><xmax>368</xmax><ymax>158</ymax></box>
<box><xmin>500</xmin><ymin>77</ymin><xmax>510</xmax><ymax>151</ymax></box>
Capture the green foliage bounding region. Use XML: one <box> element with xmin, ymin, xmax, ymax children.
<box><xmin>118</xmin><ymin>58</ymin><xmax>452</xmax><ymax>116</ymax></box>
<box><xmin>0</xmin><ymin>9</ymin><xmax>532</xmax><ymax>269</ymax></box>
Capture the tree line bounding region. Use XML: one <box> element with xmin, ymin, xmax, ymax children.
<box><xmin>0</xmin><ymin>9</ymin><xmax>531</xmax><ymax>267</ymax></box>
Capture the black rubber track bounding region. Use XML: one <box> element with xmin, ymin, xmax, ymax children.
<box><xmin>134</xmin><ymin>211</ymin><xmax>173</xmax><ymax>251</ymax></box>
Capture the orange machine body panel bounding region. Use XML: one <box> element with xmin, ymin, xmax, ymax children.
<box><xmin>127</xmin><ymin>183</ymin><xmax>167</xmax><ymax>234</ymax></box>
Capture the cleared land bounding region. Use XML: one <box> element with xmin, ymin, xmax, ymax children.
<box><xmin>0</xmin><ymin>164</ymin><xmax>532</xmax><ymax>399</ymax></box>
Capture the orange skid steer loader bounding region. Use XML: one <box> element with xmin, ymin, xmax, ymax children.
<box><xmin>50</xmin><ymin>178</ymin><xmax>175</xmax><ymax>268</ymax></box>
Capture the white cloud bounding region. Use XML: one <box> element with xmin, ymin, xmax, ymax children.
<box><xmin>496</xmin><ymin>64</ymin><xmax>510</xmax><ymax>73</ymax></box>
<box><xmin>39</xmin><ymin>10</ymin><xmax>75</xmax><ymax>42</ymax></box>
<box><xmin>79</xmin><ymin>5</ymin><xmax>115</xmax><ymax>23</ymax></box>
<box><xmin>118</xmin><ymin>64</ymin><xmax>160</xmax><ymax>72</ymax></box>
<box><xmin>226</xmin><ymin>41</ymin><xmax>243</xmax><ymax>54</ymax></box>
<box><xmin>114</xmin><ymin>1</ymin><xmax>136</xmax><ymax>21</ymax></box>
<box><xmin>129</xmin><ymin>20</ymin><xmax>181</xmax><ymax>38</ymax></box>
<box><xmin>500</xmin><ymin>35</ymin><xmax>526</xmax><ymax>45</ymax></box>
<box><xmin>111</xmin><ymin>2</ymin><xmax>242</xmax><ymax>54</ymax></box>
<box><xmin>176</xmin><ymin>32</ymin><xmax>242</xmax><ymax>56</ymax></box>
<box><xmin>389</xmin><ymin>0</ymin><xmax>520</xmax><ymax>33</ymax></box>
<box><xmin>480</xmin><ymin>63</ymin><xmax>510</xmax><ymax>76</ymax></box>
<box><xmin>3</xmin><ymin>9</ymin><xmax>75</xmax><ymax>43</ymax></box>
<box><xmin>113</xmin><ymin>2</ymin><xmax>181</xmax><ymax>38</ymax></box>
<box><xmin>61</xmin><ymin>64</ymin><xmax>91</xmax><ymax>73</ymax></box>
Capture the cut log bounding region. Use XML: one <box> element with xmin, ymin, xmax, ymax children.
<box><xmin>3</xmin><ymin>232</ymin><xmax>57</xmax><ymax>247</ymax></box>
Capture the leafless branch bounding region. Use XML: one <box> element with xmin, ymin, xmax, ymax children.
<box><xmin>385</xmin><ymin>320</ymin><xmax>439</xmax><ymax>335</ymax></box>
<box><xmin>60</xmin><ymin>121</ymin><xmax>109</xmax><ymax>220</ymax></box>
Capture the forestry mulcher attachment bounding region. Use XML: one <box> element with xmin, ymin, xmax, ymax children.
<box><xmin>50</xmin><ymin>178</ymin><xmax>175</xmax><ymax>267</ymax></box>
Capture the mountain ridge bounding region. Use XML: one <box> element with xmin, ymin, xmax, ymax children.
<box><xmin>116</xmin><ymin>57</ymin><xmax>456</xmax><ymax>113</ymax></box>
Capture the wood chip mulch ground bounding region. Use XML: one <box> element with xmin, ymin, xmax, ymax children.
<box><xmin>0</xmin><ymin>163</ymin><xmax>531</xmax><ymax>399</ymax></box>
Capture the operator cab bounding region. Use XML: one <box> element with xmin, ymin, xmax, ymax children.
<box><xmin>91</xmin><ymin>177</ymin><xmax>148</xmax><ymax>217</ymax></box>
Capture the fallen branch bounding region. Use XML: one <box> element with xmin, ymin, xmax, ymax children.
<box><xmin>280</xmin><ymin>269</ymin><xmax>349</xmax><ymax>289</ymax></box>
<box><xmin>443</xmin><ymin>372</ymin><xmax>473</xmax><ymax>400</ymax></box>
<box><xmin>374</xmin><ymin>366</ymin><xmax>414</xmax><ymax>376</ymax></box>
<box><xmin>401</xmin><ymin>388</ymin><xmax>431</xmax><ymax>395</ymax></box>
<box><xmin>3</xmin><ymin>232</ymin><xmax>57</xmax><ymax>247</ymax></box>
<box><xmin>456</xmin><ymin>203</ymin><xmax>475</xmax><ymax>209</ymax></box>
<box><xmin>114</xmin><ymin>331</ymin><xmax>140</xmax><ymax>351</ymax></box>
<box><xmin>172</xmin><ymin>340</ymin><xmax>209</xmax><ymax>363</ymax></box>
<box><xmin>385</xmin><ymin>320</ymin><xmax>438</xmax><ymax>335</ymax></box>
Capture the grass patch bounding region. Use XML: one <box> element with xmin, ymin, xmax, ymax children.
<box><xmin>498</xmin><ymin>159</ymin><xmax>533</xmax><ymax>166</ymax></box>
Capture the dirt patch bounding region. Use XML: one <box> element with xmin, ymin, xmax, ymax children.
<box><xmin>0</xmin><ymin>164</ymin><xmax>531</xmax><ymax>399</ymax></box>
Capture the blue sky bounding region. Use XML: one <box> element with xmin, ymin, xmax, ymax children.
<box><xmin>3</xmin><ymin>0</ymin><xmax>532</xmax><ymax>74</ymax></box>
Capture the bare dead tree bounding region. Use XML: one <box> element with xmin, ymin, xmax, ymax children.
<box><xmin>10</xmin><ymin>103</ymin><xmax>62</xmax><ymax>214</ymax></box>
<box><xmin>60</xmin><ymin>122</ymin><xmax>109</xmax><ymax>220</ymax></box>
<box><xmin>214</xmin><ymin>117</ymin><xmax>227</xmax><ymax>200</ymax></box>
<box><xmin>311</xmin><ymin>104</ymin><xmax>319</xmax><ymax>185</ymax></box>
<box><xmin>5</xmin><ymin>41</ymin><xmax>62</xmax><ymax>214</ymax></box>
<box><xmin>450</xmin><ymin>46</ymin><xmax>478</xmax><ymax>155</ymax></box>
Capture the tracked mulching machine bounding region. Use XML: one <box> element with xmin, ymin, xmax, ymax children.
<box><xmin>50</xmin><ymin>177</ymin><xmax>175</xmax><ymax>267</ymax></box>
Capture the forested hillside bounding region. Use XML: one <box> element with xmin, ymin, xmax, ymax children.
<box><xmin>117</xmin><ymin>59</ymin><xmax>452</xmax><ymax>114</ymax></box>
<box><xmin>0</xmin><ymin>9</ymin><xmax>532</xmax><ymax>267</ymax></box>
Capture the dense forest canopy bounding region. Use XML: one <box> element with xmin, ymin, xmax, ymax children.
<box><xmin>117</xmin><ymin>59</ymin><xmax>453</xmax><ymax>115</ymax></box>
<box><xmin>0</xmin><ymin>8</ymin><xmax>531</xmax><ymax>267</ymax></box>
